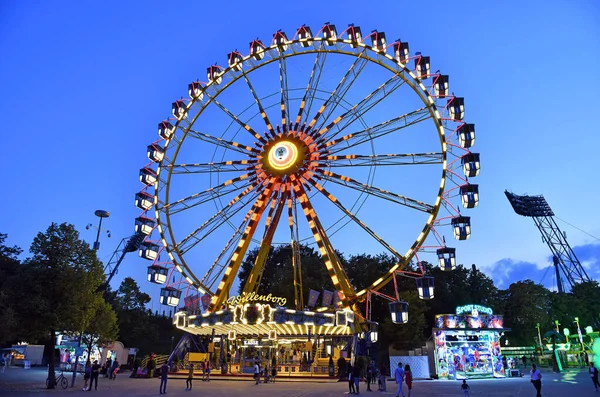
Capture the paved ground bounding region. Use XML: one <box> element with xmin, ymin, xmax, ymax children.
<box><xmin>0</xmin><ymin>366</ymin><xmax>598</xmax><ymax>396</ymax></box>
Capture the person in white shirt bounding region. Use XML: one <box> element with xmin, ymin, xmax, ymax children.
<box><xmin>394</xmin><ymin>362</ymin><xmax>405</xmax><ymax>397</ymax></box>
<box><xmin>253</xmin><ymin>361</ymin><xmax>260</xmax><ymax>385</ymax></box>
<box><xmin>530</xmin><ymin>363</ymin><xmax>542</xmax><ymax>397</ymax></box>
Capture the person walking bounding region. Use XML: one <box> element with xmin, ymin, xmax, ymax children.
<box><xmin>206</xmin><ymin>360</ymin><xmax>211</xmax><ymax>382</ymax></box>
<box><xmin>347</xmin><ymin>363</ymin><xmax>356</xmax><ymax>394</ymax></box>
<box><xmin>394</xmin><ymin>362</ymin><xmax>405</xmax><ymax>397</ymax></box>
<box><xmin>352</xmin><ymin>362</ymin><xmax>361</xmax><ymax>394</ymax></box>
<box><xmin>1</xmin><ymin>352</ymin><xmax>8</xmax><ymax>373</ymax></box>
<box><xmin>82</xmin><ymin>360</ymin><xmax>91</xmax><ymax>391</ymax></box>
<box><xmin>530</xmin><ymin>363</ymin><xmax>542</xmax><ymax>397</ymax></box>
<box><xmin>111</xmin><ymin>359</ymin><xmax>119</xmax><ymax>379</ymax></box>
<box><xmin>271</xmin><ymin>365</ymin><xmax>277</xmax><ymax>383</ymax></box>
<box><xmin>460</xmin><ymin>379</ymin><xmax>470</xmax><ymax>397</ymax></box>
<box><xmin>404</xmin><ymin>365</ymin><xmax>413</xmax><ymax>397</ymax></box>
<box><xmin>378</xmin><ymin>364</ymin><xmax>387</xmax><ymax>392</ymax></box>
<box><xmin>590</xmin><ymin>363</ymin><xmax>600</xmax><ymax>392</ymax></box>
<box><xmin>366</xmin><ymin>361</ymin><xmax>373</xmax><ymax>391</ymax></box>
<box><xmin>159</xmin><ymin>362</ymin><xmax>169</xmax><ymax>394</ymax></box>
<box><xmin>185</xmin><ymin>363</ymin><xmax>195</xmax><ymax>390</ymax></box>
<box><xmin>254</xmin><ymin>361</ymin><xmax>260</xmax><ymax>385</ymax></box>
<box><xmin>105</xmin><ymin>357</ymin><xmax>112</xmax><ymax>378</ymax></box>
<box><xmin>87</xmin><ymin>360</ymin><xmax>101</xmax><ymax>391</ymax></box>
<box><xmin>201</xmin><ymin>359</ymin><xmax>207</xmax><ymax>381</ymax></box>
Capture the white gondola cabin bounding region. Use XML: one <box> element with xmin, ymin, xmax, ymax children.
<box><xmin>188</xmin><ymin>81</ymin><xmax>204</xmax><ymax>100</ymax></box>
<box><xmin>451</xmin><ymin>216</ymin><xmax>471</xmax><ymax>240</ymax></box>
<box><xmin>139</xmin><ymin>167</ymin><xmax>157</xmax><ymax>186</ymax></box>
<box><xmin>158</xmin><ymin>120</ymin><xmax>174</xmax><ymax>140</ymax></box>
<box><xmin>461</xmin><ymin>153</ymin><xmax>480</xmax><ymax>177</ymax></box>
<box><xmin>160</xmin><ymin>287</ymin><xmax>182</xmax><ymax>307</ymax></box>
<box><xmin>322</xmin><ymin>23</ymin><xmax>337</xmax><ymax>46</ymax></box>
<box><xmin>347</xmin><ymin>24</ymin><xmax>362</xmax><ymax>48</ymax></box>
<box><xmin>335</xmin><ymin>310</ymin><xmax>354</xmax><ymax>327</ymax></box>
<box><xmin>135</xmin><ymin>191</ymin><xmax>153</xmax><ymax>211</ymax></box>
<box><xmin>393</xmin><ymin>40</ymin><xmax>410</xmax><ymax>64</ymax></box>
<box><xmin>434</xmin><ymin>75</ymin><xmax>449</xmax><ymax>98</ymax></box>
<box><xmin>296</xmin><ymin>25</ymin><xmax>313</xmax><ymax>47</ymax></box>
<box><xmin>458</xmin><ymin>123</ymin><xmax>475</xmax><ymax>148</ymax></box>
<box><xmin>139</xmin><ymin>241</ymin><xmax>160</xmax><ymax>261</ymax></box>
<box><xmin>227</xmin><ymin>51</ymin><xmax>244</xmax><ymax>72</ymax></box>
<box><xmin>416</xmin><ymin>276</ymin><xmax>435</xmax><ymax>300</ymax></box>
<box><xmin>207</xmin><ymin>65</ymin><xmax>222</xmax><ymax>85</ymax></box>
<box><xmin>389</xmin><ymin>301</ymin><xmax>409</xmax><ymax>324</ymax></box>
<box><xmin>460</xmin><ymin>184</ymin><xmax>479</xmax><ymax>208</ymax></box>
<box><xmin>448</xmin><ymin>97</ymin><xmax>465</xmax><ymax>120</ymax></box>
<box><xmin>147</xmin><ymin>265</ymin><xmax>168</xmax><ymax>284</ymax></box>
<box><xmin>147</xmin><ymin>143</ymin><xmax>164</xmax><ymax>162</ymax></box>
<box><xmin>436</xmin><ymin>247</ymin><xmax>456</xmax><ymax>271</ymax></box>
<box><xmin>273</xmin><ymin>30</ymin><xmax>289</xmax><ymax>51</ymax></box>
<box><xmin>250</xmin><ymin>40</ymin><xmax>266</xmax><ymax>60</ymax></box>
<box><xmin>414</xmin><ymin>55</ymin><xmax>430</xmax><ymax>79</ymax></box>
<box><xmin>171</xmin><ymin>100</ymin><xmax>187</xmax><ymax>120</ymax></box>
<box><xmin>134</xmin><ymin>216</ymin><xmax>155</xmax><ymax>236</ymax></box>
<box><xmin>371</xmin><ymin>30</ymin><xmax>387</xmax><ymax>53</ymax></box>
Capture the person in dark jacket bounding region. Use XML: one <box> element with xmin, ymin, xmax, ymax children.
<box><xmin>159</xmin><ymin>362</ymin><xmax>169</xmax><ymax>394</ymax></box>
<box><xmin>352</xmin><ymin>363</ymin><xmax>361</xmax><ymax>394</ymax></box>
<box><xmin>346</xmin><ymin>363</ymin><xmax>356</xmax><ymax>394</ymax></box>
<box><xmin>88</xmin><ymin>360</ymin><xmax>101</xmax><ymax>391</ymax></box>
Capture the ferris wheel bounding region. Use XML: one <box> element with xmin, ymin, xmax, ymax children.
<box><xmin>134</xmin><ymin>23</ymin><xmax>480</xmax><ymax>317</ymax></box>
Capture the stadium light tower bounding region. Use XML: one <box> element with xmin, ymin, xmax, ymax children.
<box><xmin>504</xmin><ymin>191</ymin><xmax>591</xmax><ymax>293</ymax></box>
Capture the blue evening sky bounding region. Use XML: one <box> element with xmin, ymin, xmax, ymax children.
<box><xmin>2</xmin><ymin>1</ymin><xmax>599</xmax><ymax>307</ymax></box>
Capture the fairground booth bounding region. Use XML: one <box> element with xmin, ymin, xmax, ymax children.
<box><xmin>173</xmin><ymin>292</ymin><xmax>360</xmax><ymax>375</ymax></box>
<box><xmin>433</xmin><ymin>304</ymin><xmax>509</xmax><ymax>380</ymax></box>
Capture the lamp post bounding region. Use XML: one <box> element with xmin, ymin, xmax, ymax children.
<box><xmin>536</xmin><ymin>323</ymin><xmax>543</xmax><ymax>355</ymax></box>
<box><xmin>71</xmin><ymin>210</ymin><xmax>110</xmax><ymax>387</ymax></box>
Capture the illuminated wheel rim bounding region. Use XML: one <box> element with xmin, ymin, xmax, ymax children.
<box><xmin>137</xmin><ymin>24</ymin><xmax>479</xmax><ymax>310</ymax></box>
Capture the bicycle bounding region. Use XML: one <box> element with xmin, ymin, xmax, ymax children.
<box><xmin>46</xmin><ymin>370</ymin><xmax>69</xmax><ymax>389</ymax></box>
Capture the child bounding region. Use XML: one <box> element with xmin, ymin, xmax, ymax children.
<box><xmin>271</xmin><ymin>366</ymin><xmax>277</xmax><ymax>383</ymax></box>
<box><xmin>460</xmin><ymin>379</ymin><xmax>470</xmax><ymax>396</ymax></box>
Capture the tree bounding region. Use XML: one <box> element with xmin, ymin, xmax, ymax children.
<box><xmin>501</xmin><ymin>280</ymin><xmax>551</xmax><ymax>346</ymax></box>
<box><xmin>115</xmin><ymin>277</ymin><xmax>151</xmax><ymax>311</ymax></box>
<box><xmin>0</xmin><ymin>233</ymin><xmax>22</xmax><ymax>344</ymax></box>
<box><xmin>9</xmin><ymin>223</ymin><xmax>105</xmax><ymax>388</ymax></box>
<box><xmin>570</xmin><ymin>281</ymin><xmax>600</xmax><ymax>329</ymax></box>
<box><xmin>81</xmin><ymin>298</ymin><xmax>119</xmax><ymax>358</ymax></box>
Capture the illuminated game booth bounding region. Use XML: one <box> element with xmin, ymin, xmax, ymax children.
<box><xmin>434</xmin><ymin>305</ymin><xmax>509</xmax><ymax>380</ymax></box>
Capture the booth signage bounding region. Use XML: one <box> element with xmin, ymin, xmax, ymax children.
<box><xmin>226</xmin><ymin>292</ymin><xmax>287</xmax><ymax>307</ymax></box>
<box><xmin>243</xmin><ymin>339</ymin><xmax>259</xmax><ymax>346</ymax></box>
<box><xmin>456</xmin><ymin>304</ymin><xmax>493</xmax><ymax>316</ymax></box>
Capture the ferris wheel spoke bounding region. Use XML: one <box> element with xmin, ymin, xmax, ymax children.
<box><xmin>324</xmin><ymin>152</ymin><xmax>443</xmax><ymax>168</ymax></box>
<box><xmin>202</xmin><ymin>92</ymin><xmax>267</xmax><ymax>145</ymax></box>
<box><xmin>317</xmin><ymin>170</ymin><xmax>434</xmax><ymax>213</ymax></box>
<box><xmin>201</xmin><ymin>209</ymin><xmax>254</xmax><ymax>294</ymax></box>
<box><xmin>175</xmin><ymin>185</ymin><xmax>264</xmax><ymax>255</ymax></box>
<box><xmin>239</xmin><ymin>71</ymin><xmax>276</xmax><ymax>138</ymax></box>
<box><xmin>186</xmin><ymin>128</ymin><xmax>261</xmax><ymax>155</ymax></box>
<box><xmin>301</xmin><ymin>175</ymin><xmax>406</xmax><ymax>261</ymax></box>
<box><xmin>278</xmin><ymin>53</ymin><xmax>291</xmax><ymax>131</ymax></box>
<box><xmin>242</xmin><ymin>186</ymin><xmax>289</xmax><ymax>295</ymax></box>
<box><xmin>296</xmin><ymin>46</ymin><xmax>327</xmax><ymax>129</ymax></box>
<box><xmin>325</xmin><ymin>107</ymin><xmax>431</xmax><ymax>154</ymax></box>
<box><xmin>287</xmin><ymin>192</ymin><xmax>304</xmax><ymax>310</ymax></box>
<box><xmin>166</xmin><ymin>159</ymin><xmax>258</xmax><ymax>174</ymax></box>
<box><xmin>317</xmin><ymin>72</ymin><xmax>408</xmax><ymax>144</ymax></box>
<box><xmin>310</xmin><ymin>50</ymin><xmax>369</xmax><ymax>133</ymax></box>
<box><xmin>209</xmin><ymin>179</ymin><xmax>278</xmax><ymax>311</ymax></box>
<box><xmin>290</xmin><ymin>178</ymin><xmax>356</xmax><ymax>305</ymax></box>
<box><xmin>163</xmin><ymin>173</ymin><xmax>255</xmax><ymax>214</ymax></box>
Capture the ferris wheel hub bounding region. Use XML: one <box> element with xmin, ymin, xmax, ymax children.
<box><xmin>259</xmin><ymin>133</ymin><xmax>311</xmax><ymax>177</ymax></box>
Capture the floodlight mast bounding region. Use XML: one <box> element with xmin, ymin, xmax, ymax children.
<box><xmin>504</xmin><ymin>191</ymin><xmax>591</xmax><ymax>293</ymax></box>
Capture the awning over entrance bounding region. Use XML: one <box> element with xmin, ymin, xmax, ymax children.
<box><xmin>173</xmin><ymin>305</ymin><xmax>357</xmax><ymax>337</ymax></box>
